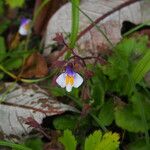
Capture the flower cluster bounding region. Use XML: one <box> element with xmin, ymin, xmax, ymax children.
<box><xmin>56</xmin><ymin>66</ymin><xmax>83</xmax><ymax>92</ymax></box>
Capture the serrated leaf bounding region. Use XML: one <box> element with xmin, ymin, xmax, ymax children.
<box><xmin>59</xmin><ymin>130</ymin><xmax>77</xmax><ymax>150</ymax></box>
<box><xmin>5</xmin><ymin>0</ymin><xmax>25</xmax><ymax>8</ymax></box>
<box><xmin>84</xmin><ymin>130</ymin><xmax>102</xmax><ymax>150</ymax></box>
<box><xmin>115</xmin><ymin>105</ymin><xmax>150</xmax><ymax>132</ymax></box>
<box><xmin>116</xmin><ymin>38</ymin><xmax>135</xmax><ymax>58</ymax></box>
<box><xmin>84</xmin><ymin>130</ymin><xmax>120</xmax><ymax>150</ymax></box>
<box><xmin>98</xmin><ymin>100</ymin><xmax>114</xmax><ymax>126</ymax></box>
<box><xmin>96</xmin><ymin>132</ymin><xmax>120</xmax><ymax>150</ymax></box>
<box><xmin>53</xmin><ymin>115</ymin><xmax>78</xmax><ymax>130</ymax></box>
<box><xmin>0</xmin><ymin>36</ymin><xmax>6</xmax><ymax>62</ymax></box>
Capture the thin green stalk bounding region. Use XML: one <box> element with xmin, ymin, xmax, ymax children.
<box><xmin>0</xmin><ymin>81</ymin><xmax>16</xmax><ymax>102</ymax></box>
<box><xmin>21</xmin><ymin>74</ymin><xmax>51</xmax><ymax>83</ymax></box>
<box><xmin>123</xmin><ymin>21</ymin><xmax>150</xmax><ymax>37</ymax></box>
<box><xmin>77</xmin><ymin>5</ymin><xmax>113</xmax><ymax>48</ymax></box>
<box><xmin>66</xmin><ymin>94</ymin><xmax>107</xmax><ymax>132</ymax></box>
<box><xmin>0</xmin><ymin>65</ymin><xmax>17</xmax><ymax>79</ymax></box>
<box><xmin>0</xmin><ymin>140</ymin><xmax>31</xmax><ymax>150</ymax></box>
<box><xmin>69</xmin><ymin>0</ymin><xmax>80</xmax><ymax>49</ymax></box>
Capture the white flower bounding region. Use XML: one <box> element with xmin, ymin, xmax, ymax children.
<box><xmin>18</xmin><ymin>18</ymin><xmax>31</xmax><ymax>36</ymax></box>
<box><xmin>56</xmin><ymin>66</ymin><xmax>83</xmax><ymax>92</ymax></box>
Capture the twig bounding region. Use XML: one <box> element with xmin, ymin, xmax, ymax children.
<box><xmin>77</xmin><ymin>0</ymin><xmax>140</xmax><ymax>39</ymax></box>
<box><xmin>55</xmin><ymin>0</ymin><xmax>139</xmax><ymax>60</ymax></box>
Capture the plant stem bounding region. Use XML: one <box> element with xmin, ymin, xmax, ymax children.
<box><xmin>67</xmin><ymin>94</ymin><xmax>107</xmax><ymax>132</ymax></box>
<box><xmin>0</xmin><ymin>65</ymin><xmax>17</xmax><ymax>79</ymax></box>
<box><xmin>69</xmin><ymin>0</ymin><xmax>80</xmax><ymax>49</ymax></box>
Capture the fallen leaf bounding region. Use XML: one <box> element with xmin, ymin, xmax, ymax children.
<box><xmin>21</xmin><ymin>52</ymin><xmax>48</xmax><ymax>78</ymax></box>
<box><xmin>0</xmin><ymin>83</ymin><xmax>78</xmax><ymax>139</ymax></box>
<box><xmin>44</xmin><ymin>0</ymin><xmax>147</xmax><ymax>57</ymax></box>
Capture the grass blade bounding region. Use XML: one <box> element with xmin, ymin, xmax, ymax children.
<box><xmin>69</xmin><ymin>0</ymin><xmax>80</xmax><ymax>49</ymax></box>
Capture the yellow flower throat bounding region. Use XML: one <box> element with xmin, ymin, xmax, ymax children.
<box><xmin>66</xmin><ymin>75</ymin><xmax>74</xmax><ymax>85</ymax></box>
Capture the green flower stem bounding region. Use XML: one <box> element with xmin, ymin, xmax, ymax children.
<box><xmin>69</xmin><ymin>0</ymin><xmax>80</xmax><ymax>49</ymax></box>
<box><xmin>123</xmin><ymin>21</ymin><xmax>150</xmax><ymax>37</ymax></box>
<box><xmin>21</xmin><ymin>74</ymin><xmax>51</xmax><ymax>83</ymax></box>
<box><xmin>0</xmin><ymin>140</ymin><xmax>31</xmax><ymax>150</ymax></box>
<box><xmin>0</xmin><ymin>65</ymin><xmax>17</xmax><ymax>79</ymax></box>
<box><xmin>66</xmin><ymin>94</ymin><xmax>107</xmax><ymax>132</ymax></box>
<box><xmin>0</xmin><ymin>81</ymin><xmax>16</xmax><ymax>102</ymax></box>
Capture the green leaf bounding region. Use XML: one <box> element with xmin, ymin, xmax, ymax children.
<box><xmin>84</xmin><ymin>130</ymin><xmax>102</xmax><ymax>150</ymax></box>
<box><xmin>53</xmin><ymin>115</ymin><xmax>78</xmax><ymax>130</ymax></box>
<box><xmin>95</xmin><ymin>132</ymin><xmax>120</xmax><ymax>150</ymax></box>
<box><xmin>0</xmin><ymin>19</ymin><xmax>10</xmax><ymax>34</ymax></box>
<box><xmin>5</xmin><ymin>0</ymin><xmax>25</xmax><ymax>8</ymax></box>
<box><xmin>0</xmin><ymin>140</ymin><xmax>31</xmax><ymax>150</ymax></box>
<box><xmin>98</xmin><ymin>100</ymin><xmax>114</xmax><ymax>126</ymax></box>
<box><xmin>0</xmin><ymin>73</ymin><xmax>4</xmax><ymax>80</ymax></box>
<box><xmin>0</xmin><ymin>0</ymin><xmax>4</xmax><ymax>15</ymax></box>
<box><xmin>84</xmin><ymin>130</ymin><xmax>120</xmax><ymax>150</ymax></box>
<box><xmin>25</xmin><ymin>138</ymin><xmax>43</xmax><ymax>150</ymax></box>
<box><xmin>132</xmin><ymin>50</ymin><xmax>150</xmax><ymax>83</ymax></box>
<box><xmin>91</xmin><ymin>84</ymin><xmax>104</xmax><ymax>107</ymax></box>
<box><xmin>128</xmin><ymin>139</ymin><xmax>150</xmax><ymax>150</ymax></box>
<box><xmin>0</xmin><ymin>36</ymin><xmax>6</xmax><ymax>62</ymax></box>
<box><xmin>131</xmin><ymin>93</ymin><xmax>150</xmax><ymax>121</ymax></box>
<box><xmin>4</xmin><ymin>58</ymin><xmax>22</xmax><ymax>70</ymax></box>
<box><xmin>115</xmin><ymin>105</ymin><xmax>150</xmax><ymax>132</ymax></box>
<box><xmin>49</xmin><ymin>87</ymin><xmax>65</xmax><ymax>97</ymax></box>
<box><xmin>59</xmin><ymin>130</ymin><xmax>77</xmax><ymax>150</ymax></box>
<box><xmin>116</xmin><ymin>38</ymin><xmax>135</xmax><ymax>58</ymax></box>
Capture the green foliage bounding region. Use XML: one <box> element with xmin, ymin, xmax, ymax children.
<box><xmin>0</xmin><ymin>140</ymin><xmax>31</xmax><ymax>150</ymax></box>
<box><xmin>91</xmin><ymin>84</ymin><xmax>104</xmax><ymax>107</ymax></box>
<box><xmin>95</xmin><ymin>132</ymin><xmax>120</xmax><ymax>150</ymax></box>
<box><xmin>53</xmin><ymin>114</ymin><xmax>78</xmax><ymax>130</ymax></box>
<box><xmin>59</xmin><ymin>130</ymin><xmax>77</xmax><ymax>150</ymax></box>
<box><xmin>5</xmin><ymin>0</ymin><xmax>25</xmax><ymax>8</ymax></box>
<box><xmin>5</xmin><ymin>58</ymin><xmax>23</xmax><ymax>70</ymax></box>
<box><xmin>84</xmin><ymin>130</ymin><xmax>120</xmax><ymax>150</ymax></box>
<box><xmin>24</xmin><ymin>138</ymin><xmax>43</xmax><ymax>150</ymax></box>
<box><xmin>132</xmin><ymin>50</ymin><xmax>150</xmax><ymax>83</ymax></box>
<box><xmin>84</xmin><ymin>130</ymin><xmax>102</xmax><ymax>150</ymax></box>
<box><xmin>98</xmin><ymin>100</ymin><xmax>114</xmax><ymax>126</ymax></box>
<box><xmin>128</xmin><ymin>139</ymin><xmax>150</xmax><ymax>150</ymax></box>
<box><xmin>0</xmin><ymin>0</ymin><xmax>4</xmax><ymax>15</ymax></box>
<box><xmin>0</xmin><ymin>36</ymin><xmax>6</xmax><ymax>62</ymax></box>
<box><xmin>115</xmin><ymin>105</ymin><xmax>150</xmax><ymax>132</ymax></box>
<box><xmin>59</xmin><ymin>130</ymin><xmax>120</xmax><ymax>150</ymax></box>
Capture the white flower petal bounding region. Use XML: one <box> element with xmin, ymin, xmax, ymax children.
<box><xmin>19</xmin><ymin>25</ymin><xmax>28</xmax><ymax>36</ymax></box>
<box><xmin>73</xmin><ymin>73</ymin><xmax>83</xmax><ymax>88</ymax></box>
<box><xmin>56</xmin><ymin>73</ymin><xmax>66</xmax><ymax>88</ymax></box>
<box><xmin>66</xmin><ymin>84</ymin><xmax>73</xmax><ymax>92</ymax></box>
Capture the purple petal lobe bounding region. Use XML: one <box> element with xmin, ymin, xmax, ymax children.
<box><xmin>66</xmin><ymin>66</ymin><xmax>75</xmax><ymax>76</ymax></box>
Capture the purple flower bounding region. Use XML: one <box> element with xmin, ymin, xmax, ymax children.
<box><xmin>18</xmin><ymin>18</ymin><xmax>31</xmax><ymax>36</ymax></box>
<box><xmin>56</xmin><ymin>66</ymin><xmax>83</xmax><ymax>92</ymax></box>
